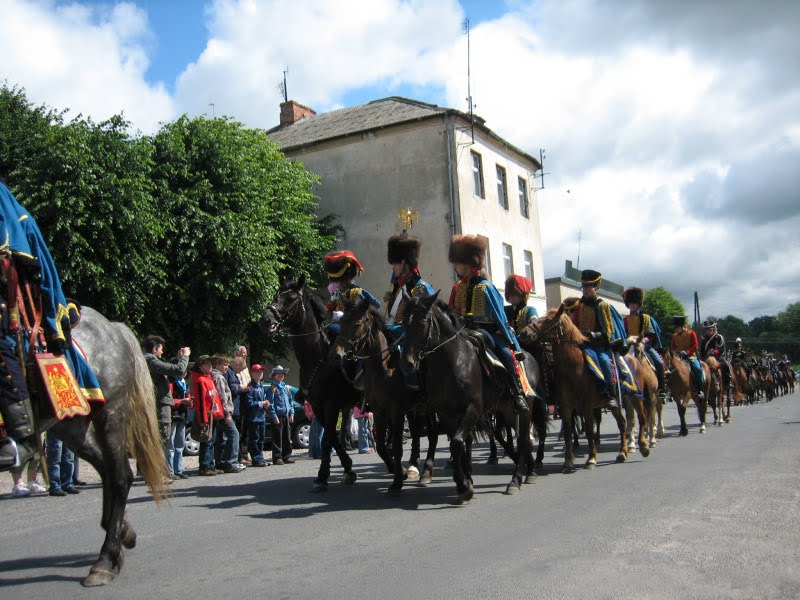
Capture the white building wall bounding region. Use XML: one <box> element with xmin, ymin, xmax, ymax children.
<box><xmin>452</xmin><ymin>126</ymin><xmax>547</xmax><ymax>316</ymax></box>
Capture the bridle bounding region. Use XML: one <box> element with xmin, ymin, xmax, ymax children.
<box><xmin>268</xmin><ymin>288</ymin><xmax>328</xmax><ymax>338</ymax></box>
<box><xmin>409</xmin><ymin>306</ymin><xmax>465</xmax><ymax>362</ymax></box>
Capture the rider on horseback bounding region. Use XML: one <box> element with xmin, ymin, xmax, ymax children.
<box><xmin>503</xmin><ymin>274</ymin><xmax>539</xmax><ymax>335</ymax></box>
<box><xmin>571</xmin><ymin>269</ymin><xmax>627</xmax><ymax>409</ymax></box>
<box><xmin>324</xmin><ymin>250</ymin><xmax>380</xmax><ymax>337</ymax></box>
<box><xmin>447</xmin><ymin>235</ymin><xmax>530</xmax><ymax>414</ymax></box>
<box><xmin>699</xmin><ymin>320</ymin><xmax>733</xmax><ymax>389</ymax></box>
<box><xmin>622</xmin><ymin>286</ymin><xmax>668</xmax><ymax>402</ymax></box>
<box><xmin>0</xmin><ymin>181</ymin><xmax>103</xmax><ymax>470</ymax></box>
<box><xmin>670</xmin><ymin>315</ymin><xmax>705</xmax><ymax>399</ymax></box>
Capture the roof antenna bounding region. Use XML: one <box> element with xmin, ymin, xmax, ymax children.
<box><xmin>463</xmin><ymin>18</ymin><xmax>475</xmax><ymax>144</ymax></box>
<box><xmin>278</xmin><ymin>66</ymin><xmax>289</xmax><ymax>102</ymax></box>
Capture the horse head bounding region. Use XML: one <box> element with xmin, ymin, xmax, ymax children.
<box><xmin>329</xmin><ymin>295</ymin><xmax>377</xmax><ymax>362</ymax></box>
<box><xmin>400</xmin><ymin>288</ymin><xmax>440</xmax><ymax>373</ymax></box>
<box><xmin>519</xmin><ymin>303</ymin><xmax>568</xmax><ymax>348</ymax></box>
<box><xmin>261</xmin><ymin>274</ymin><xmax>307</xmax><ymax>334</ymax></box>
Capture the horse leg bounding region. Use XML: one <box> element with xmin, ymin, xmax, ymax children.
<box><xmin>560</xmin><ymin>404</ymin><xmax>576</xmax><ymax>474</ymax></box>
<box><xmin>609</xmin><ymin>405</ymin><xmax>628</xmax><ymax>463</ymax></box>
<box><xmin>60</xmin><ymin>416</ymin><xmax>134</xmax><ymax>587</ymax></box>
<box><xmin>624</xmin><ymin>398</ymin><xmax>637</xmax><ymax>453</ymax></box>
<box><xmin>387</xmin><ymin>401</ymin><xmax>408</xmax><ymax>496</ymax></box>
<box><xmin>314</xmin><ymin>408</ymin><xmax>354</xmax><ymax>491</ymax></box>
<box><xmin>487</xmin><ymin>430</ymin><xmax>499</xmax><ymax>464</ymax></box>
<box><xmin>372</xmin><ymin>412</ymin><xmax>394</xmax><ymax>474</ymax></box>
<box><xmin>449</xmin><ymin>436</ymin><xmax>471</xmax><ymax>504</ymax></box>
<box><xmin>505</xmin><ymin>411</ymin><xmax>530</xmax><ymax>495</ymax></box>
<box><xmin>631</xmin><ymin>395</ymin><xmax>650</xmax><ymax>458</ymax></box>
<box><xmin>584</xmin><ymin>407</ymin><xmax>600</xmax><ymax>469</ymax></box>
<box><xmin>532</xmin><ymin>394</ymin><xmax>548</xmax><ymax>473</ymax></box>
<box><xmin>677</xmin><ymin>400</ymin><xmax>688</xmax><ymax>436</ymax></box>
<box><xmin>418</xmin><ymin>410</ymin><xmax>437</xmax><ymax>486</ymax></box>
<box><xmin>405</xmin><ymin>409</ymin><xmax>421</xmax><ymax>479</ymax></box>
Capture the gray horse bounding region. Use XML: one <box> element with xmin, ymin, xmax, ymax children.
<box><xmin>19</xmin><ymin>306</ymin><xmax>168</xmax><ymax>586</ymax></box>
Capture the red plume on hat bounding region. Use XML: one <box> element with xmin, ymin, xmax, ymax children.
<box><xmin>505</xmin><ymin>274</ymin><xmax>532</xmax><ymax>301</ymax></box>
<box><xmin>448</xmin><ymin>235</ymin><xmax>487</xmax><ymax>269</ymax></box>
<box><xmin>325</xmin><ymin>250</ymin><xmax>364</xmax><ymax>281</ymax></box>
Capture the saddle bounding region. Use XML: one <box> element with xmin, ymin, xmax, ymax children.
<box><xmin>463</xmin><ymin>330</ymin><xmax>506</xmax><ymax>379</ymax></box>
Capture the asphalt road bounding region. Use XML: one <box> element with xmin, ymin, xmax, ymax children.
<box><xmin>1</xmin><ymin>392</ymin><xmax>798</xmax><ymax>600</ymax></box>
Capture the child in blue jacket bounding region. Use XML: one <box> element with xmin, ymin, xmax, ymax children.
<box><xmin>246</xmin><ymin>364</ymin><xmax>269</xmax><ymax>467</ymax></box>
<box><xmin>266</xmin><ymin>365</ymin><xmax>295</xmax><ymax>465</ymax></box>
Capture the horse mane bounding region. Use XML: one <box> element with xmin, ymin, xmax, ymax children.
<box><xmin>282</xmin><ymin>279</ymin><xmax>328</xmax><ymax>325</ymax></box>
<box><xmin>432</xmin><ymin>299</ymin><xmax>460</xmax><ymax>329</ymax></box>
<box><xmin>544</xmin><ymin>307</ymin><xmax>587</xmax><ymax>344</ymax></box>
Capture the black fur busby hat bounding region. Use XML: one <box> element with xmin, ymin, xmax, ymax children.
<box><xmin>448</xmin><ymin>235</ymin><xmax>487</xmax><ymax>269</ymax></box>
<box><xmin>622</xmin><ymin>287</ymin><xmax>644</xmax><ymax>307</ymax></box>
<box><xmin>580</xmin><ymin>269</ymin><xmax>602</xmax><ymax>287</ymax></box>
<box><xmin>387</xmin><ymin>234</ymin><xmax>421</xmax><ymax>267</ymax></box>
<box><xmin>673</xmin><ymin>315</ymin><xmax>687</xmax><ymax>327</ymax></box>
<box><xmin>325</xmin><ymin>250</ymin><xmax>364</xmax><ymax>282</ymax></box>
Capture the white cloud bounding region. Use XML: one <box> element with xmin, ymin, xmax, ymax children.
<box><xmin>1</xmin><ymin>0</ymin><xmax>174</xmax><ymax>133</ymax></box>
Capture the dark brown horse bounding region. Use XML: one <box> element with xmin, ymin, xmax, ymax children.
<box><xmin>662</xmin><ymin>349</ymin><xmax>710</xmax><ymax>435</ymax></box>
<box><xmin>519</xmin><ymin>306</ymin><xmax>649</xmax><ymax>473</ymax></box>
<box><xmin>705</xmin><ymin>356</ymin><xmax>732</xmax><ymax>425</ymax></box>
<box><xmin>262</xmin><ymin>277</ymin><xmax>360</xmax><ymax>491</ymax></box>
<box><xmin>330</xmin><ymin>296</ymin><xmax>437</xmax><ymax>495</ymax></box>
<box><xmin>400</xmin><ymin>293</ymin><xmax>531</xmax><ymax>503</ymax></box>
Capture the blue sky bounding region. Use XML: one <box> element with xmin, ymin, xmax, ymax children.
<box><xmin>2</xmin><ymin>0</ymin><xmax>799</xmax><ymax>321</ymax></box>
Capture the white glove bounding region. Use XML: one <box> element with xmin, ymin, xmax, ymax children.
<box><xmin>332</xmin><ymin>310</ymin><xmax>344</xmax><ymax>321</ymax></box>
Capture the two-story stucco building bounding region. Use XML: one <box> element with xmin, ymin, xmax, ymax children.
<box><xmin>268</xmin><ymin>96</ymin><xmax>545</xmax><ymax>314</ymax></box>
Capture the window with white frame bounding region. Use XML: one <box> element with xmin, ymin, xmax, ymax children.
<box><xmin>518</xmin><ymin>177</ymin><xmax>529</xmax><ymax>218</ymax></box>
<box><xmin>496</xmin><ymin>165</ymin><xmax>508</xmax><ymax>210</ymax></box>
<box><xmin>502</xmin><ymin>243</ymin><xmax>514</xmax><ymax>278</ymax></box>
<box><xmin>471</xmin><ymin>151</ymin><xmax>485</xmax><ymax>198</ymax></box>
<box><xmin>523</xmin><ymin>250</ymin><xmax>534</xmax><ymax>283</ymax></box>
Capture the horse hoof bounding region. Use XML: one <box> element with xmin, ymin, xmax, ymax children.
<box><xmin>561</xmin><ymin>464</ymin><xmax>575</xmax><ymax>474</ymax></box>
<box><xmin>615</xmin><ymin>454</ymin><xmax>626</xmax><ymax>463</ymax></box>
<box><xmin>504</xmin><ymin>484</ymin><xmax>520</xmax><ymax>495</ymax></box>
<box><xmin>640</xmin><ymin>446</ymin><xmax>650</xmax><ymax>458</ymax></box>
<box><xmin>524</xmin><ymin>474</ymin><xmax>537</xmax><ymax>484</ymax></box>
<box><xmin>680</xmin><ymin>428</ymin><xmax>688</xmax><ymax>437</ymax></box>
<box><xmin>699</xmin><ymin>425</ymin><xmax>706</xmax><ymax>434</ymax></box>
<box><xmin>534</xmin><ymin>459</ymin><xmax>543</xmax><ymax>470</ymax></box>
<box><xmin>312</xmin><ymin>481</ymin><xmax>329</xmax><ymax>492</ymax></box>
<box><xmin>487</xmin><ymin>456</ymin><xmax>499</xmax><ymax>465</ymax></box>
<box><xmin>585</xmin><ymin>459</ymin><xmax>597</xmax><ymax>470</ymax></box>
<box><xmin>83</xmin><ymin>567</ymin><xmax>117</xmax><ymax>587</ymax></box>
<box><xmin>120</xmin><ymin>521</ymin><xmax>137</xmax><ymax>549</ymax></box>
<box><xmin>418</xmin><ymin>474</ymin><xmax>432</xmax><ymax>486</ymax></box>
<box><xmin>342</xmin><ymin>471</ymin><xmax>358</xmax><ymax>485</ymax></box>
<box><xmin>406</xmin><ymin>465</ymin><xmax>419</xmax><ymax>479</ymax></box>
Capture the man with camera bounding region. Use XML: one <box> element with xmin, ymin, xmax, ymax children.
<box><xmin>142</xmin><ymin>335</ymin><xmax>191</xmax><ymax>451</ymax></box>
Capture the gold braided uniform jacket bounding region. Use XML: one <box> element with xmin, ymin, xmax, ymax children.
<box><xmin>386</xmin><ymin>277</ymin><xmax>433</xmax><ymax>325</ymax></box>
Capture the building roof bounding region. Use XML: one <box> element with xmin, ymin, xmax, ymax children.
<box><xmin>545</xmin><ymin>259</ymin><xmax>624</xmax><ymax>299</ymax></box>
<box><xmin>267</xmin><ymin>96</ymin><xmax>541</xmax><ymax>169</ymax></box>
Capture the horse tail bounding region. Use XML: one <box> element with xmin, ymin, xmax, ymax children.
<box><xmin>115</xmin><ymin>323</ymin><xmax>170</xmax><ymax>504</ymax></box>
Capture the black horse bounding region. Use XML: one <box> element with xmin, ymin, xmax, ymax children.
<box><xmin>330</xmin><ymin>296</ymin><xmax>438</xmax><ymax>495</ymax></box>
<box><xmin>12</xmin><ymin>306</ymin><xmax>169</xmax><ymax>586</ymax></box>
<box><xmin>262</xmin><ymin>277</ymin><xmax>361</xmax><ymax>491</ymax></box>
<box><xmin>400</xmin><ymin>292</ymin><xmax>532</xmax><ymax>503</ymax></box>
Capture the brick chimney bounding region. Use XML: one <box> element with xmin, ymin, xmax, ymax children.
<box><xmin>280</xmin><ymin>100</ymin><xmax>315</xmax><ymax>127</ymax></box>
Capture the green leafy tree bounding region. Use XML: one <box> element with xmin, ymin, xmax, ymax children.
<box><xmin>715</xmin><ymin>315</ymin><xmax>752</xmax><ymax>342</ymax></box>
<box><xmin>641</xmin><ymin>286</ymin><xmax>685</xmax><ymax>345</ymax></box>
<box><xmin>0</xmin><ymin>83</ymin><xmax>58</xmax><ymax>181</ymax></box>
<box><xmin>146</xmin><ymin>115</ymin><xmax>337</xmax><ymax>355</ymax></box>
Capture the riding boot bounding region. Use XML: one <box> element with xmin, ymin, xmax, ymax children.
<box><xmin>0</xmin><ymin>398</ymin><xmax>36</xmax><ymax>471</ymax></box>
<box><xmin>509</xmin><ymin>374</ymin><xmax>530</xmax><ymax>414</ymax></box>
<box><xmin>603</xmin><ymin>392</ymin><xmax>619</xmax><ymax>410</ymax></box>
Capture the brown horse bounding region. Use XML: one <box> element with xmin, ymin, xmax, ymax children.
<box><xmin>730</xmin><ymin>358</ymin><xmax>751</xmax><ymax>406</ymax></box>
<box><xmin>519</xmin><ymin>306</ymin><xmax>649</xmax><ymax>473</ymax></box>
<box><xmin>662</xmin><ymin>349</ymin><xmax>710</xmax><ymax>435</ymax></box>
<box><xmin>627</xmin><ymin>335</ymin><xmax>663</xmax><ymax>446</ymax></box>
<box><xmin>704</xmin><ymin>356</ymin><xmax>732</xmax><ymax>425</ymax></box>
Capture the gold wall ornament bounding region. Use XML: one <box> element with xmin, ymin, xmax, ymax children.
<box><xmin>398</xmin><ymin>208</ymin><xmax>419</xmax><ymax>229</ymax></box>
